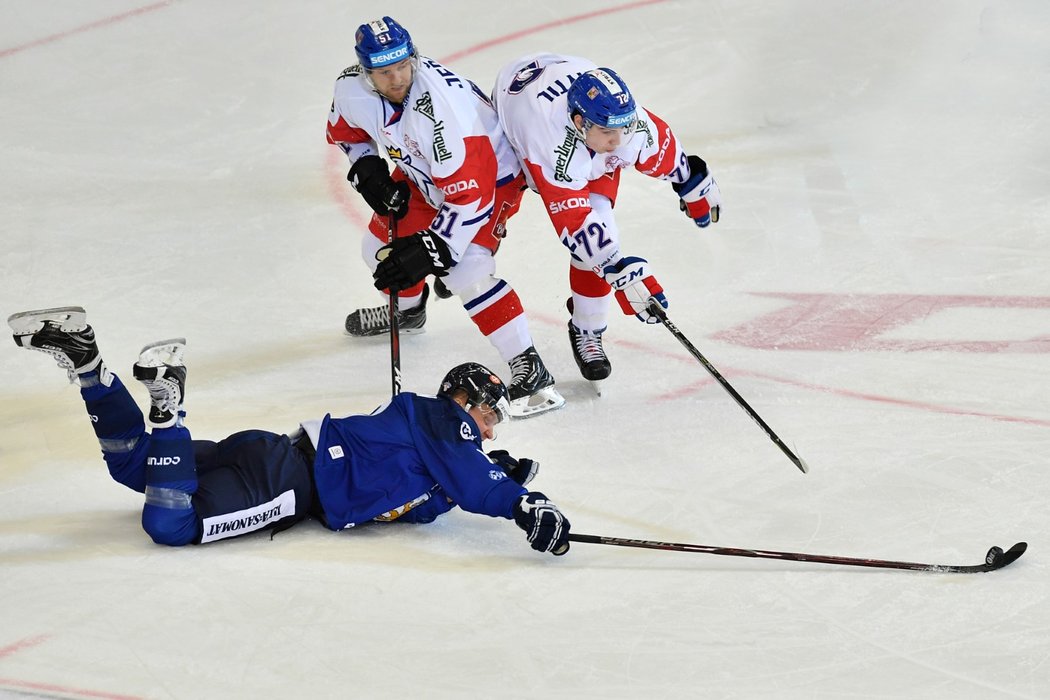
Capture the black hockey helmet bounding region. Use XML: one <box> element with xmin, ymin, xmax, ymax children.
<box><xmin>438</xmin><ymin>362</ymin><xmax>511</xmax><ymax>424</ymax></box>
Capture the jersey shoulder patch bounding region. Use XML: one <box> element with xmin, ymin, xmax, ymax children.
<box><xmin>338</xmin><ymin>64</ymin><xmax>363</xmax><ymax>80</ymax></box>
<box><xmin>458</xmin><ymin>420</ymin><xmax>479</xmax><ymax>442</ymax></box>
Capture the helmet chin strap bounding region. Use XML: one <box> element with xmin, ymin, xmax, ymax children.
<box><xmin>569</xmin><ymin>113</ymin><xmax>590</xmax><ymax>142</ymax></box>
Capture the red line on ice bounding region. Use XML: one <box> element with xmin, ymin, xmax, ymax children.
<box><xmin>627</xmin><ymin>329</ymin><xmax>1050</xmax><ymax>427</ymax></box>
<box><xmin>0</xmin><ymin>1</ymin><xmax>175</xmax><ymax>59</ymax></box>
<box><xmin>0</xmin><ymin>634</ymin><xmax>49</xmax><ymax>658</ymax></box>
<box><xmin>0</xmin><ymin>677</ymin><xmax>143</xmax><ymax>700</ymax></box>
<box><xmin>439</xmin><ymin>0</ymin><xmax>670</xmax><ymax>64</ymax></box>
<box><xmin>0</xmin><ymin>636</ymin><xmax>144</xmax><ymax>700</ymax></box>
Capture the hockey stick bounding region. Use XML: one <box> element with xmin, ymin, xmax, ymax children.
<box><xmin>647</xmin><ymin>299</ymin><xmax>809</xmax><ymax>474</ymax></box>
<box><xmin>387</xmin><ymin>211</ymin><xmax>402</xmax><ymax>396</ymax></box>
<box><xmin>568</xmin><ymin>533</ymin><xmax>1027</xmax><ymax>573</ymax></box>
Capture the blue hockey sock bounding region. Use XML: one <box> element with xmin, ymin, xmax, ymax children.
<box><xmin>141</xmin><ymin>425</ymin><xmax>199</xmax><ymax>546</ymax></box>
<box><xmin>80</xmin><ymin>374</ymin><xmax>149</xmax><ymax>492</ymax></box>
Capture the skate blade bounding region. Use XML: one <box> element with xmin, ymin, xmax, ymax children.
<box><xmin>137</xmin><ymin>337</ymin><xmax>187</xmax><ymax>367</ymax></box>
<box><xmin>588</xmin><ymin>379</ymin><xmax>604</xmax><ymax>397</ymax></box>
<box><xmin>508</xmin><ymin>386</ymin><xmax>566</xmax><ymax>419</ymax></box>
<box><xmin>7</xmin><ymin>306</ymin><xmax>87</xmax><ymax>334</ymax></box>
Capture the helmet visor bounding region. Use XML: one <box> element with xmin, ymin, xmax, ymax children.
<box><xmin>480</xmin><ymin>395</ymin><xmax>511</xmax><ymax>425</ymax></box>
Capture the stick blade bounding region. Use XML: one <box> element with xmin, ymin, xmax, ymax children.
<box><xmin>794</xmin><ymin>453</ymin><xmax>810</xmax><ymax>474</ymax></box>
<box><xmin>1000</xmin><ymin>542</ymin><xmax>1027</xmax><ymax>568</ymax></box>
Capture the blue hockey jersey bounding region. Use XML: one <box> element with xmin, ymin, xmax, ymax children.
<box><xmin>309</xmin><ymin>393</ymin><xmax>526</xmax><ymax>530</ymax></box>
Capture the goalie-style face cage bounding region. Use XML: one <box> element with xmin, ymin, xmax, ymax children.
<box><xmin>438</xmin><ymin>362</ymin><xmax>511</xmax><ymax>424</ymax></box>
<box><xmin>567</xmin><ymin>68</ymin><xmax>638</xmax><ymax>136</ymax></box>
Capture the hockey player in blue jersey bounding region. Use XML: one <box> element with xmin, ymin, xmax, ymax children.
<box><xmin>8</xmin><ymin>306</ymin><xmax>570</xmax><ymax>555</ymax></box>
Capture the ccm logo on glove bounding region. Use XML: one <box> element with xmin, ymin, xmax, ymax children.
<box><xmin>602</xmin><ymin>256</ymin><xmax>668</xmax><ymax>324</ymax></box>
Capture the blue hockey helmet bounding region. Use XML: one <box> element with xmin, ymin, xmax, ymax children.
<box><xmin>567</xmin><ymin>68</ymin><xmax>638</xmax><ymax>132</ymax></box>
<box><xmin>355</xmin><ymin>16</ymin><xmax>416</xmax><ymax>70</ymax></box>
<box><xmin>439</xmin><ymin>362</ymin><xmax>510</xmax><ymax>424</ymax></box>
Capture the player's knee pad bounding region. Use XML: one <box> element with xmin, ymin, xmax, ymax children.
<box><xmin>361</xmin><ymin>233</ymin><xmax>385</xmax><ymax>272</ymax></box>
<box><xmin>142</xmin><ymin>437</ymin><xmax>197</xmax><ymax>547</ymax></box>
<box><xmin>141</xmin><ymin>496</ymin><xmax>198</xmax><ymax>546</ymax></box>
<box><xmin>140</xmin><ymin>427</ymin><xmax>200</xmax><ymax>545</ymax></box>
<box><xmin>441</xmin><ymin>244</ymin><xmax>496</xmax><ymax>299</ymax></box>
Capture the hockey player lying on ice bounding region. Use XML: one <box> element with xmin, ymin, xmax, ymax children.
<box><xmin>8</xmin><ymin>306</ymin><xmax>570</xmax><ymax>555</ymax></box>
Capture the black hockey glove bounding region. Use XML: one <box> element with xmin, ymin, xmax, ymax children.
<box><xmin>488</xmin><ymin>449</ymin><xmax>538</xmax><ymax>487</ymax></box>
<box><xmin>513</xmin><ymin>492</ymin><xmax>570</xmax><ymax>555</ymax></box>
<box><xmin>372</xmin><ymin>230</ymin><xmax>455</xmax><ymax>292</ymax></box>
<box><xmin>348</xmin><ymin>155</ymin><xmax>410</xmax><ymax>220</ymax></box>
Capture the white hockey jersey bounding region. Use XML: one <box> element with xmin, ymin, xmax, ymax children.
<box><xmin>493</xmin><ymin>53</ymin><xmax>690</xmax><ymax>273</ymax></box>
<box><xmin>327</xmin><ymin>57</ymin><xmax>521</xmax><ymax>259</ymax></box>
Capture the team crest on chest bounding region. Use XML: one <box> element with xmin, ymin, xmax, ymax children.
<box><xmin>413</xmin><ymin>92</ymin><xmax>436</xmax><ymax>121</ymax></box>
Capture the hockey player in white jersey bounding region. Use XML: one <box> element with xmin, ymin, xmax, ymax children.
<box><xmin>492</xmin><ymin>54</ymin><xmax>723</xmax><ymax>390</ymax></box>
<box><xmin>327</xmin><ymin>18</ymin><xmax>563</xmax><ymax>417</ymax></box>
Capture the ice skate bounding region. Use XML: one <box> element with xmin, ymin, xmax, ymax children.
<box><xmin>506</xmin><ymin>346</ymin><xmax>565</xmax><ymax>418</ymax></box>
<box><xmin>7</xmin><ymin>306</ymin><xmax>104</xmax><ymax>383</ymax></box>
<box><xmin>132</xmin><ymin>338</ymin><xmax>187</xmax><ymax>429</ymax></box>
<box><xmin>569</xmin><ymin>321</ymin><xmax>611</xmax><ymax>396</ymax></box>
<box><xmin>345</xmin><ymin>284</ymin><xmax>429</xmax><ymax>337</ymax></box>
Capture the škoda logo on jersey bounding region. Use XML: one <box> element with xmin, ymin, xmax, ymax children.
<box><xmin>549</xmin><ymin>197</ymin><xmax>587</xmax><ymax>214</ymax></box>
<box><xmin>442</xmin><ymin>179</ymin><xmax>478</xmax><ymax>195</ymax></box>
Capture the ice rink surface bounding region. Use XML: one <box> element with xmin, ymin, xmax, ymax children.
<box><xmin>2</xmin><ymin>1</ymin><xmax>1049</xmax><ymax>698</ymax></box>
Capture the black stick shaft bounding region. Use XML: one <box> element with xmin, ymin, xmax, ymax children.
<box><xmin>648</xmin><ymin>300</ymin><xmax>808</xmax><ymax>474</ymax></box>
<box><xmin>388</xmin><ymin>212</ymin><xmax>401</xmax><ymax>397</ymax></box>
<box><xmin>568</xmin><ymin>534</ymin><xmax>1027</xmax><ymax>574</ymax></box>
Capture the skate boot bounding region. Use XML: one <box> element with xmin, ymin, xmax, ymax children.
<box><xmin>7</xmin><ymin>306</ymin><xmax>107</xmax><ymax>384</ymax></box>
<box><xmin>507</xmin><ymin>346</ymin><xmax>566</xmax><ymax>418</ymax></box>
<box><xmin>132</xmin><ymin>338</ymin><xmax>187</xmax><ymax>429</ymax></box>
<box><xmin>345</xmin><ymin>284</ymin><xmax>429</xmax><ymax>337</ymax></box>
<box><xmin>569</xmin><ymin>321</ymin><xmax>611</xmax><ymax>396</ymax></box>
